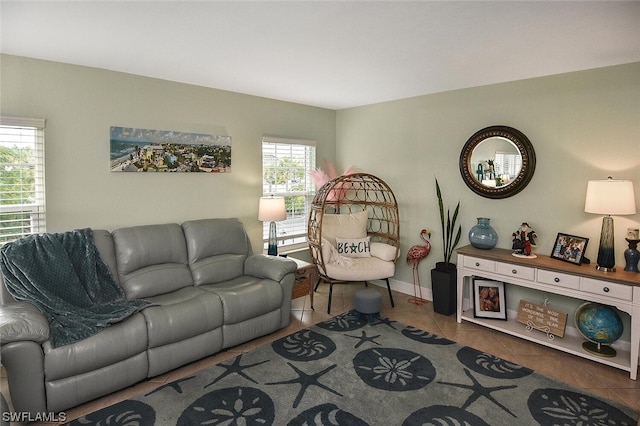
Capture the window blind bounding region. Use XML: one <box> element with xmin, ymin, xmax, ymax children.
<box><xmin>0</xmin><ymin>116</ymin><xmax>46</xmax><ymax>245</ymax></box>
<box><xmin>262</xmin><ymin>136</ymin><xmax>316</xmax><ymax>250</ymax></box>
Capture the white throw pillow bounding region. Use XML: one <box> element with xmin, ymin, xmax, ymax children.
<box><xmin>336</xmin><ymin>236</ymin><xmax>371</xmax><ymax>258</ymax></box>
<box><xmin>322</xmin><ymin>210</ymin><xmax>368</xmax><ymax>246</ymax></box>
<box><xmin>370</xmin><ymin>242</ymin><xmax>398</xmax><ymax>261</ymax></box>
<box><xmin>320</xmin><ymin>237</ymin><xmax>354</xmax><ymax>268</ymax></box>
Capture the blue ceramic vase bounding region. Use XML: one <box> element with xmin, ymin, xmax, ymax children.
<box><xmin>469</xmin><ymin>217</ymin><xmax>498</xmax><ymax>250</ymax></box>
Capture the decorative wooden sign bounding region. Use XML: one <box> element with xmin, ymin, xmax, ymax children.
<box><xmin>517</xmin><ymin>300</ymin><xmax>568</xmax><ymax>339</ymax></box>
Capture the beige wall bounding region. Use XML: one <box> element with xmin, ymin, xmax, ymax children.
<box><xmin>337</xmin><ymin>62</ymin><xmax>640</xmax><ymax>285</ymax></box>
<box><xmin>2</xmin><ymin>55</ymin><xmax>639</xmax><ymax>334</ymax></box>
<box><xmin>0</xmin><ymin>54</ymin><xmax>336</xmax><ymax>254</ymax></box>
<box><xmin>336</xmin><ymin>62</ymin><xmax>639</xmax><ymax>337</ymax></box>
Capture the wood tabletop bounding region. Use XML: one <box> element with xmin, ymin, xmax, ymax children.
<box><xmin>457</xmin><ymin>245</ymin><xmax>640</xmax><ymax>287</ymax></box>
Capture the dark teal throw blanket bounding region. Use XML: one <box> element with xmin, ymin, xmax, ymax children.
<box><xmin>0</xmin><ymin>228</ymin><xmax>151</xmax><ymax>348</ymax></box>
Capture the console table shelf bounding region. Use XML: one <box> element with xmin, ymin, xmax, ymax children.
<box><xmin>456</xmin><ymin>245</ymin><xmax>640</xmax><ymax>380</ymax></box>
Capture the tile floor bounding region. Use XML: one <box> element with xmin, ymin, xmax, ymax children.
<box><xmin>2</xmin><ymin>283</ymin><xmax>639</xmax><ymax>425</ymax></box>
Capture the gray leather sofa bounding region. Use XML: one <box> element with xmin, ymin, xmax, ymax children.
<box><xmin>0</xmin><ymin>218</ymin><xmax>297</xmax><ymax>416</ymax></box>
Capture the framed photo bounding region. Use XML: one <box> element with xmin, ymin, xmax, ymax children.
<box><xmin>550</xmin><ymin>233</ymin><xmax>589</xmax><ymax>265</ymax></box>
<box><xmin>473</xmin><ymin>279</ymin><xmax>507</xmax><ymax>320</ymax></box>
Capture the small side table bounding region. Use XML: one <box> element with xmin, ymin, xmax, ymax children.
<box><xmin>290</xmin><ymin>257</ymin><xmax>317</xmax><ymax>310</ymax></box>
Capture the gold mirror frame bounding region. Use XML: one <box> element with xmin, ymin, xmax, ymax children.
<box><xmin>459</xmin><ymin>125</ymin><xmax>536</xmax><ymax>199</ymax></box>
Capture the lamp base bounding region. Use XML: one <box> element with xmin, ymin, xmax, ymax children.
<box><xmin>595</xmin><ymin>215</ymin><xmax>616</xmax><ymax>272</ymax></box>
<box><xmin>595</xmin><ymin>265</ymin><xmax>616</xmax><ymax>272</ymax></box>
<box><xmin>267</xmin><ymin>221</ymin><xmax>278</xmax><ymax>256</ymax></box>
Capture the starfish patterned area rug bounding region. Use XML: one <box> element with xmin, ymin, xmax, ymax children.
<box><xmin>68</xmin><ymin>310</ymin><xmax>638</xmax><ymax>425</ymax></box>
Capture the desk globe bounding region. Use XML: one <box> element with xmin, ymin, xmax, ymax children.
<box><xmin>574</xmin><ymin>302</ymin><xmax>623</xmax><ymax>357</ymax></box>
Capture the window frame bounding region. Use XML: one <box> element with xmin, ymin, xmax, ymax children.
<box><xmin>0</xmin><ymin>116</ymin><xmax>46</xmax><ymax>245</ymax></box>
<box><xmin>261</xmin><ymin>136</ymin><xmax>316</xmax><ymax>253</ymax></box>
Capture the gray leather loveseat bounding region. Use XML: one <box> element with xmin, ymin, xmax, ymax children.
<box><xmin>0</xmin><ymin>218</ymin><xmax>297</xmax><ymax>416</ymax></box>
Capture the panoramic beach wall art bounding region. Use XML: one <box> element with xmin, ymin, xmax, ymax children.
<box><xmin>110</xmin><ymin>126</ymin><xmax>232</xmax><ymax>173</ymax></box>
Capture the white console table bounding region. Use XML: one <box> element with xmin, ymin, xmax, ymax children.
<box><xmin>456</xmin><ymin>245</ymin><xmax>640</xmax><ymax>380</ymax></box>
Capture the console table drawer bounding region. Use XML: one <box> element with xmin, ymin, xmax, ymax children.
<box><xmin>580</xmin><ymin>278</ymin><xmax>633</xmax><ymax>301</ymax></box>
<box><xmin>496</xmin><ymin>262</ymin><xmax>535</xmax><ymax>281</ymax></box>
<box><xmin>537</xmin><ymin>270</ymin><xmax>580</xmax><ymax>290</ymax></box>
<box><xmin>463</xmin><ymin>256</ymin><xmax>495</xmax><ymax>273</ymax></box>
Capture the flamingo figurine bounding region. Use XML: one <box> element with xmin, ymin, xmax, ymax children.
<box><xmin>406</xmin><ymin>229</ymin><xmax>431</xmax><ymax>305</ymax></box>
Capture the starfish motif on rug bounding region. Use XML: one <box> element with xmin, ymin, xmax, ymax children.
<box><xmin>204</xmin><ymin>354</ymin><xmax>270</xmax><ymax>388</ymax></box>
<box><xmin>266</xmin><ymin>362</ymin><xmax>343</xmax><ymax>408</ymax></box>
<box><xmin>345</xmin><ymin>330</ymin><xmax>382</xmax><ymax>348</ymax></box>
<box><xmin>371</xmin><ymin>316</ymin><xmax>398</xmax><ymax>330</ymax></box>
<box><xmin>438</xmin><ymin>368</ymin><xmax>518</xmax><ymax>417</ymax></box>
<box><xmin>144</xmin><ymin>375</ymin><xmax>196</xmax><ymax>396</ymax></box>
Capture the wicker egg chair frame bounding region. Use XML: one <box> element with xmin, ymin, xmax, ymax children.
<box><xmin>308</xmin><ymin>173</ymin><xmax>400</xmax><ymax>313</ymax></box>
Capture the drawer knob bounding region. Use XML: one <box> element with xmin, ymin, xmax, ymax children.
<box><xmin>475</xmin><ymin>262</ymin><xmax>480</xmax><ymax>267</ymax></box>
<box><xmin>512</xmin><ymin>269</ymin><xmax>517</xmax><ymax>274</ymax></box>
<box><xmin>603</xmin><ymin>287</ymin><xmax>610</xmax><ymax>293</ymax></box>
<box><xmin>554</xmin><ymin>277</ymin><xmax>560</xmax><ymax>283</ymax></box>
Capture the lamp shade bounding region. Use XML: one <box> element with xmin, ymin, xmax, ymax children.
<box><xmin>584</xmin><ymin>179</ymin><xmax>636</xmax><ymax>216</ymax></box>
<box><xmin>258</xmin><ymin>196</ymin><xmax>286</xmax><ymax>222</ymax></box>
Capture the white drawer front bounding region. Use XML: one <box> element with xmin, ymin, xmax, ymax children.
<box><xmin>463</xmin><ymin>256</ymin><xmax>495</xmax><ymax>273</ymax></box>
<box><xmin>580</xmin><ymin>278</ymin><xmax>633</xmax><ymax>301</ymax></box>
<box><xmin>496</xmin><ymin>262</ymin><xmax>535</xmax><ymax>281</ymax></box>
<box><xmin>537</xmin><ymin>270</ymin><xmax>580</xmax><ymax>290</ymax></box>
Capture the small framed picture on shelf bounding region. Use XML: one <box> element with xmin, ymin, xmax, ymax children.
<box><xmin>550</xmin><ymin>233</ymin><xmax>589</xmax><ymax>265</ymax></box>
<box><xmin>472</xmin><ymin>279</ymin><xmax>507</xmax><ymax>320</ymax></box>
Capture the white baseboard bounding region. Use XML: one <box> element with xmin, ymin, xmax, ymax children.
<box><xmin>368</xmin><ymin>278</ymin><xmax>434</xmax><ymax>301</ymax></box>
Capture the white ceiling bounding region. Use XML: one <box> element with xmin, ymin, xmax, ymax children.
<box><xmin>2</xmin><ymin>1</ymin><xmax>640</xmax><ymax>110</ymax></box>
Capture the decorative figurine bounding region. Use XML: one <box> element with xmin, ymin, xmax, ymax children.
<box><xmin>624</xmin><ymin>238</ymin><xmax>640</xmax><ymax>273</ymax></box>
<box><xmin>406</xmin><ymin>229</ymin><xmax>432</xmax><ymax>305</ymax></box>
<box><xmin>512</xmin><ymin>222</ymin><xmax>537</xmax><ymax>257</ymax></box>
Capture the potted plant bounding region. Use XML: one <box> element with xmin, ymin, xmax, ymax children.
<box><xmin>431</xmin><ymin>178</ymin><xmax>462</xmax><ymax>315</ymax></box>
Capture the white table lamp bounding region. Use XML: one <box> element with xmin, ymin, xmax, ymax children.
<box><xmin>259</xmin><ymin>195</ymin><xmax>286</xmax><ymax>256</ymax></box>
<box><xmin>584</xmin><ymin>177</ymin><xmax>636</xmax><ymax>271</ymax></box>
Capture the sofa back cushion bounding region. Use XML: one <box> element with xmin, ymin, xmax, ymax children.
<box><xmin>92</xmin><ymin>229</ymin><xmax>120</xmax><ymax>286</ymax></box>
<box><xmin>113</xmin><ymin>223</ymin><xmax>192</xmax><ymax>299</ymax></box>
<box><xmin>182</xmin><ymin>218</ymin><xmax>251</xmax><ymax>285</ymax></box>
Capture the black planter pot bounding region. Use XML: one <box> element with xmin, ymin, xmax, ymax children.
<box><xmin>431</xmin><ymin>262</ymin><xmax>457</xmax><ymax>316</ymax></box>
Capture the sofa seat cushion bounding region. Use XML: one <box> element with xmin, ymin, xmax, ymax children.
<box><xmin>325</xmin><ymin>257</ymin><xmax>395</xmax><ymax>282</ymax></box>
<box><xmin>142</xmin><ymin>287</ymin><xmax>223</xmax><ymax>348</ymax></box>
<box><xmin>43</xmin><ymin>313</ymin><xmax>148</xmax><ymax>381</ymax></box>
<box><xmin>201</xmin><ymin>276</ymin><xmax>283</xmax><ymax>324</ymax></box>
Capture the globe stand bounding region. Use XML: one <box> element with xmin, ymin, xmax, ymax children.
<box><xmin>581</xmin><ymin>341</ymin><xmax>617</xmax><ymax>358</ymax></box>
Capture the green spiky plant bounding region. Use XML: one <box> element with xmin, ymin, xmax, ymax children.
<box><xmin>435</xmin><ymin>178</ymin><xmax>461</xmax><ymax>266</ymax></box>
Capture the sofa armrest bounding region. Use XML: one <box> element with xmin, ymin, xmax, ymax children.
<box><xmin>244</xmin><ymin>254</ymin><xmax>297</xmax><ymax>282</ymax></box>
<box><xmin>0</xmin><ymin>302</ymin><xmax>50</xmax><ymax>344</ymax></box>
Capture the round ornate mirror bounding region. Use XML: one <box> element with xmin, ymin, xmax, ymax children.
<box><xmin>459</xmin><ymin>125</ymin><xmax>536</xmax><ymax>199</ymax></box>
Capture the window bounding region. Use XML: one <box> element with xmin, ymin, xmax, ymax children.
<box><xmin>494</xmin><ymin>151</ymin><xmax>522</xmax><ymax>181</ymax></box>
<box><xmin>0</xmin><ymin>117</ymin><xmax>46</xmax><ymax>245</ymax></box>
<box><xmin>262</xmin><ymin>136</ymin><xmax>316</xmax><ymax>252</ymax></box>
